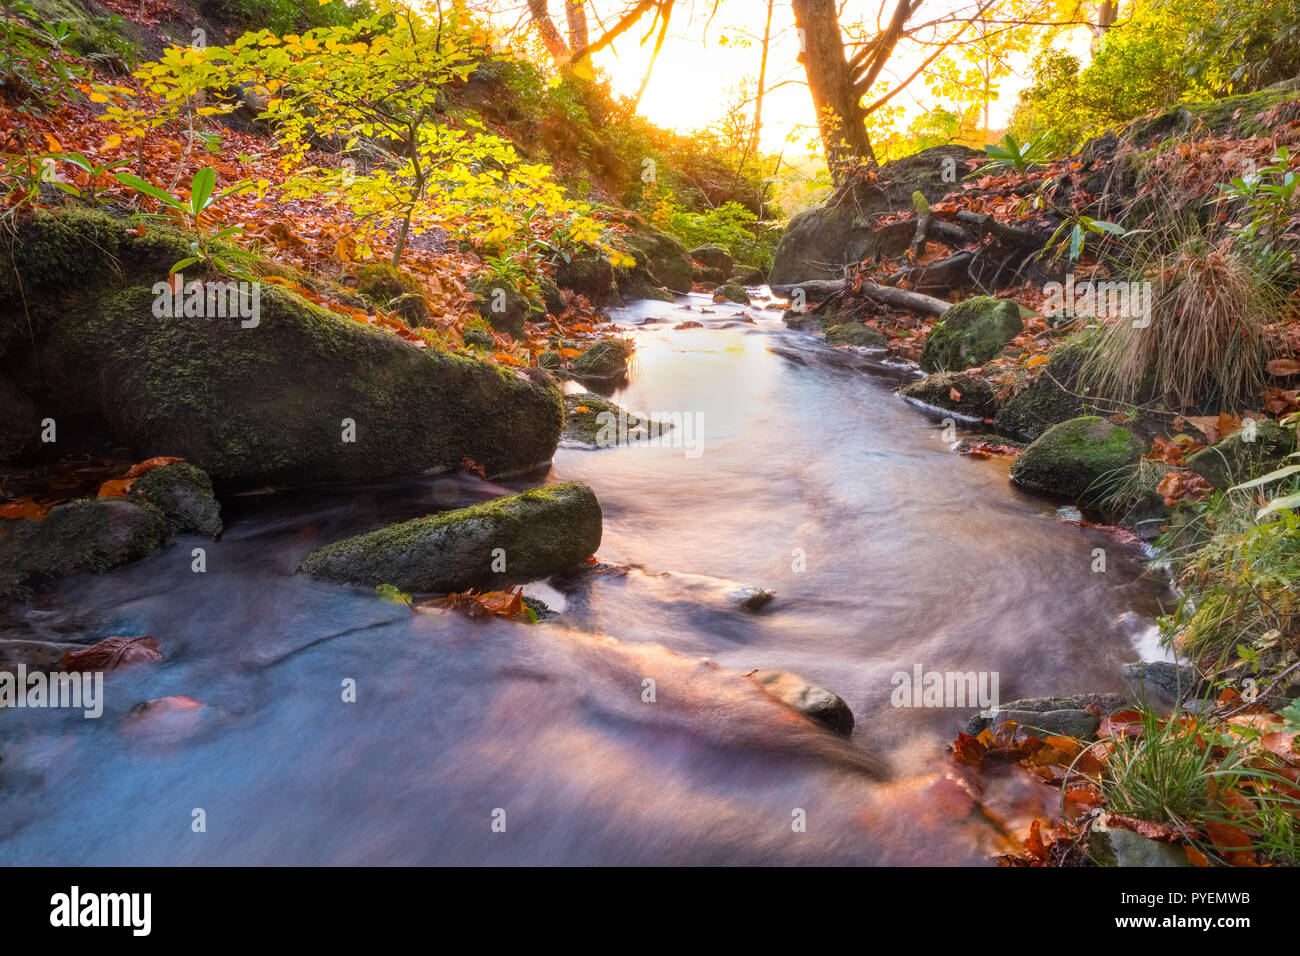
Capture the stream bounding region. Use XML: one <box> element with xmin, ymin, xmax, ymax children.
<box><xmin>0</xmin><ymin>293</ymin><xmax>1173</xmax><ymax>865</ymax></box>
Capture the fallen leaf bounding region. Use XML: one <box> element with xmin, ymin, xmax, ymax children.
<box><xmin>60</xmin><ymin>635</ymin><xmax>163</xmax><ymax>672</ymax></box>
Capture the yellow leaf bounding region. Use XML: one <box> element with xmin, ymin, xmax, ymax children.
<box><xmin>1024</xmin><ymin>354</ymin><xmax>1050</xmax><ymax>368</ymax></box>
<box><xmin>102</xmin><ymin>134</ymin><xmax>122</xmax><ymax>150</ymax></box>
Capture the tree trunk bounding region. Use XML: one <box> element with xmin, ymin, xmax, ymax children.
<box><xmin>1092</xmin><ymin>0</ymin><xmax>1119</xmax><ymax>52</ymax></box>
<box><xmin>751</xmin><ymin>0</ymin><xmax>775</xmax><ymax>156</ymax></box>
<box><xmin>527</xmin><ymin>0</ymin><xmax>570</xmax><ymax>59</ymax></box>
<box><xmin>564</xmin><ymin>0</ymin><xmax>588</xmax><ymax>51</ymax></box>
<box><xmin>791</xmin><ymin>0</ymin><xmax>879</xmax><ymax>183</ymax></box>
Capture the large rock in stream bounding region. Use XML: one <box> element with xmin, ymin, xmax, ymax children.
<box><xmin>0</xmin><ymin>207</ymin><xmax>564</xmax><ymax>488</ymax></box>
<box><xmin>1010</xmin><ymin>415</ymin><xmax>1146</xmax><ymax>504</ymax></box>
<box><xmin>298</xmin><ymin>482</ymin><xmax>602</xmax><ymax>593</ymax></box>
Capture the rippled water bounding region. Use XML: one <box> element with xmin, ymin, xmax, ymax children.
<box><xmin>0</xmin><ymin>294</ymin><xmax>1172</xmax><ymax>864</ymax></box>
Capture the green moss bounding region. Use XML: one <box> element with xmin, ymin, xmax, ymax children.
<box><xmin>562</xmin><ymin>392</ymin><xmax>674</xmax><ymax>445</ymax></box>
<box><xmin>129</xmin><ymin>462</ymin><xmax>222</xmax><ymax>537</ymax></box>
<box><xmin>617</xmin><ymin>225</ymin><xmax>692</xmax><ymax>293</ymax></box>
<box><xmin>1186</xmin><ymin>421</ymin><xmax>1295</xmax><ymax>490</ymax></box>
<box><xmin>0</xmin><ymin>205</ymin><xmax>121</xmax><ymax>308</ymax></box>
<box><xmin>1183</xmin><ymin>88</ymin><xmax>1296</xmax><ymax>138</ymax></box>
<box><xmin>37</xmin><ymin>279</ymin><xmax>563</xmax><ymax>488</ymax></box>
<box><xmin>920</xmin><ymin>296</ymin><xmax>1023</xmax><ymax>373</ymax></box>
<box><xmin>0</xmin><ymin>497</ymin><xmax>166</xmax><ymax>601</ymax></box>
<box><xmin>465</xmin><ymin>273</ymin><xmax>537</xmax><ymax>336</ymax></box>
<box><xmin>825</xmin><ymin>323</ymin><xmax>887</xmax><ymax>348</ymax></box>
<box><xmin>298</xmin><ymin>481</ymin><xmax>602</xmax><ymax>593</ymax></box>
<box><xmin>714</xmin><ymin>282</ymin><xmax>750</xmax><ymax>304</ymax></box>
<box><xmin>572</xmin><ymin>337</ymin><xmax>633</xmax><ymax>379</ymax></box>
<box><xmin>354</xmin><ymin>263</ymin><xmax>429</xmax><ymax>325</ymax></box>
<box><xmin>993</xmin><ymin>339</ymin><xmax>1095</xmax><ymax>440</ymax></box>
<box><xmin>1010</xmin><ymin>415</ymin><xmax>1147</xmax><ymax>504</ymax></box>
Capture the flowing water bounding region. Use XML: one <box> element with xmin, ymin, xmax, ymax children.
<box><xmin>0</xmin><ymin>294</ymin><xmax>1173</xmax><ymax>865</ymax></box>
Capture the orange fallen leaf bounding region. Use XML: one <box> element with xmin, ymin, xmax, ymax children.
<box><xmin>0</xmin><ymin>497</ymin><xmax>53</xmax><ymax>520</ymax></box>
<box><xmin>96</xmin><ymin>478</ymin><xmax>136</xmax><ymax>498</ymax></box>
<box><xmin>124</xmin><ymin>456</ymin><xmax>184</xmax><ymax>478</ymax></box>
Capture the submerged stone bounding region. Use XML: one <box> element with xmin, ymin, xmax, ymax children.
<box><xmin>751</xmin><ymin>669</ymin><xmax>855</xmax><ymax>736</ymax></box>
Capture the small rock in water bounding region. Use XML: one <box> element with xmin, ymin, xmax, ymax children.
<box><xmin>988</xmin><ymin>707</ymin><xmax>1100</xmax><ymax>740</ymax></box>
<box><xmin>751</xmin><ymin>669</ymin><xmax>854</xmax><ymax>736</ymax></box>
<box><xmin>734</xmin><ymin>586</ymin><xmax>775</xmax><ymax>612</ymax></box>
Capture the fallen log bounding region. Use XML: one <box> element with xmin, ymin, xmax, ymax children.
<box><xmin>771</xmin><ymin>279</ymin><xmax>951</xmax><ymax>317</ymax></box>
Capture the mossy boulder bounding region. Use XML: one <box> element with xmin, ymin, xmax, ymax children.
<box><xmin>900</xmin><ymin>371</ymin><xmax>998</xmax><ymax>420</ymax></box>
<box><xmin>128</xmin><ymin>462</ymin><xmax>222</xmax><ymax>537</ymax></box>
<box><xmin>730</xmin><ymin>265</ymin><xmax>765</xmax><ymax>285</ymax></box>
<box><xmin>919</xmin><ymin>296</ymin><xmax>1023</xmax><ymax>372</ymax></box>
<box><xmin>298</xmin><ymin>482</ymin><xmax>602</xmax><ymax>593</ymax></box>
<box><xmin>554</xmin><ymin>251</ymin><xmax>618</xmax><ymax>303</ymax></box>
<box><xmin>537</xmin><ymin>276</ymin><xmax>567</xmax><ymax>317</ymax></box>
<box><xmin>713</xmin><ymin>282</ymin><xmax>750</xmax><ymax>305</ymax></box>
<box><xmin>538</xmin><ymin>349</ymin><xmax>562</xmax><ymax>369</ymax></box>
<box><xmin>618</xmin><ymin>226</ymin><xmax>693</xmax><ymax>294</ymax></box>
<box><xmin>825</xmin><ymin>323</ymin><xmax>887</xmax><ymax>348</ymax></box>
<box><xmin>463</xmin><ymin>327</ymin><xmax>495</xmax><ymax>349</ymax></box>
<box><xmin>1010</xmin><ymin>415</ymin><xmax>1147</xmax><ymax>503</ymax></box>
<box><xmin>562</xmin><ymin>392</ymin><xmax>674</xmax><ymax>446</ymax></box>
<box><xmin>690</xmin><ymin>244</ymin><xmax>733</xmax><ymax>276</ymax></box>
<box><xmin>571</xmin><ymin>337</ymin><xmax>634</xmax><ymax>380</ymax></box>
<box><xmin>466</xmin><ymin>274</ymin><xmax>537</xmax><ymax>337</ymax></box>
<box><xmin>0</xmin><ymin>374</ymin><xmax>41</xmax><ymax>460</ymax></box>
<box><xmin>353</xmin><ymin>263</ymin><xmax>428</xmax><ymax>326</ymax></box>
<box><xmin>1186</xmin><ymin>421</ymin><xmax>1295</xmax><ymax>490</ymax></box>
<box><xmin>34</xmin><ymin>284</ymin><xmax>563</xmax><ymax>489</ymax></box>
<box><xmin>0</xmin><ymin>206</ymin><xmax>192</xmax><ymax>352</ymax></box>
<box><xmin>0</xmin><ymin>498</ymin><xmax>167</xmax><ymax>602</ymax></box>
<box><xmin>992</xmin><ymin>340</ymin><xmax>1091</xmax><ymax>441</ymax></box>
<box><xmin>0</xmin><ymin>207</ymin><xmax>564</xmax><ymax>488</ymax></box>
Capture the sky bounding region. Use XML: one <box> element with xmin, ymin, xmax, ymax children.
<box><xmin>491</xmin><ymin>0</ymin><xmax>1099</xmax><ymax>154</ymax></box>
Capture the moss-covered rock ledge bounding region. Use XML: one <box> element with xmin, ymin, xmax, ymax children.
<box><xmin>0</xmin><ymin>207</ymin><xmax>564</xmax><ymax>488</ymax></box>
<box><xmin>298</xmin><ymin>482</ymin><xmax>602</xmax><ymax>593</ymax></box>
